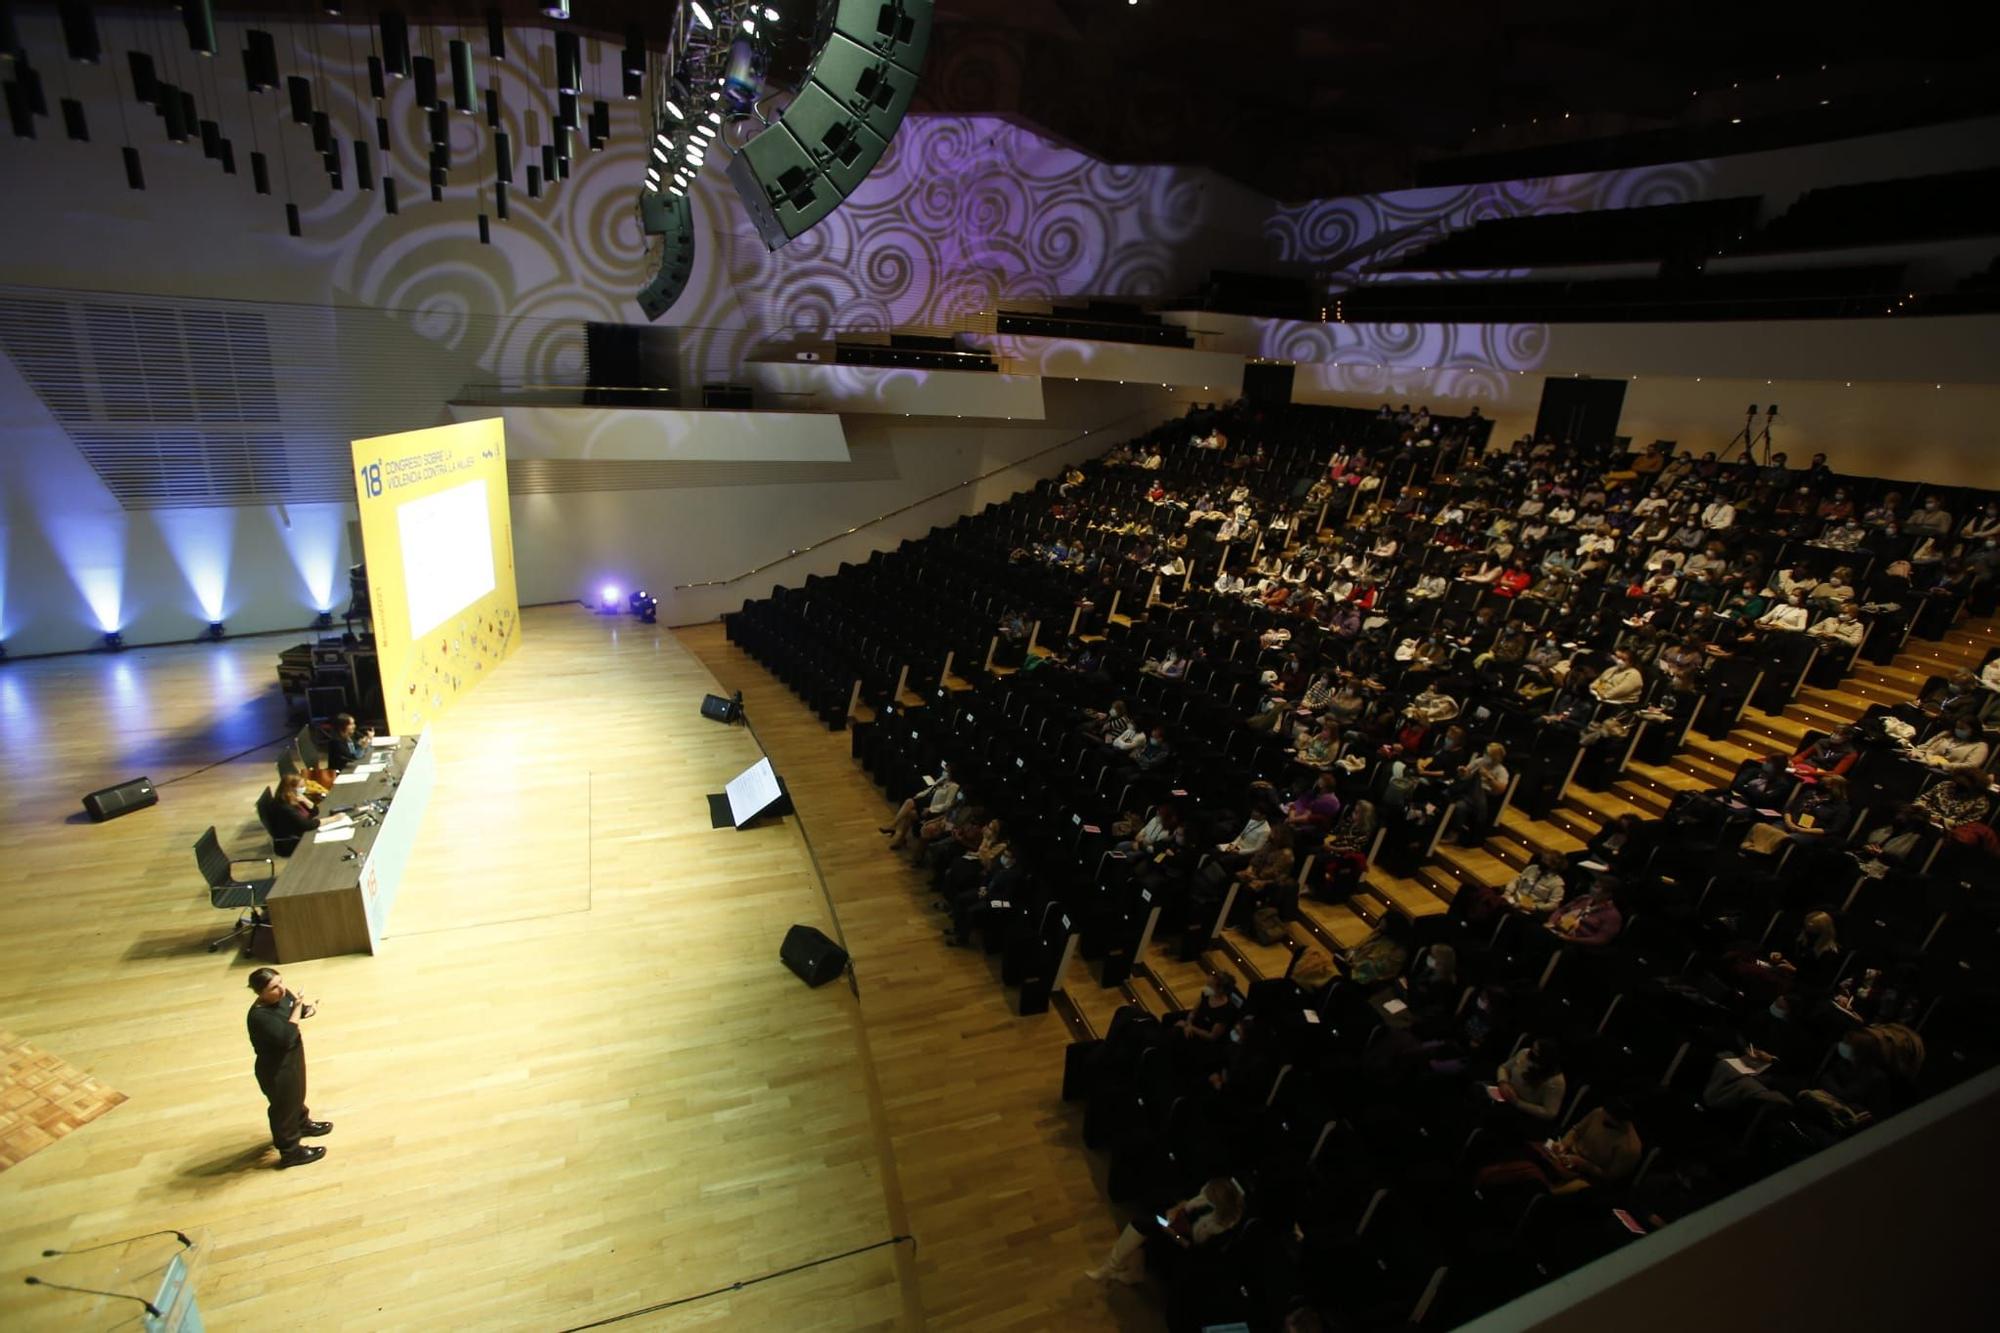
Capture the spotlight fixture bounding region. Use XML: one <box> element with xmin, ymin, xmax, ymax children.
<box><xmin>689</xmin><ymin>3</ymin><xmax>713</xmax><ymax>30</ymax></box>
<box><xmin>598</xmin><ymin>584</ymin><xmax>622</xmax><ymax>613</ymax></box>
<box><xmin>628</xmin><ymin>589</ymin><xmax>658</xmax><ymax>623</ymax></box>
<box><xmin>0</xmin><ymin>641</ymin><xmax>7</xmax><ymax>662</ymax></box>
<box><xmin>314</xmin><ymin>611</ymin><xmax>335</xmax><ymax>630</ymax></box>
<box><xmin>206</xmin><ymin>621</ymin><xmax>227</xmax><ymax>641</ymax></box>
<box><xmin>664</xmin><ymin>100</ymin><xmax>684</xmax><ymax>120</ymax></box>
<box><xmin>764</xmin><ymin>6</ymin><xmax>779</xmax><ymax>19</ymax></box>
<box><xmin>102</xmin><ymin>631</ymin><xmax>126</xmax><ymax>651</ymax></box>
<box><xmin>542</xmin><ymin>0</ymin><xmax>572</xmax><ymax>17</ymax></box>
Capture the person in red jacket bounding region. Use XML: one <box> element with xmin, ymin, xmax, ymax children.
<box><xmin>1493</xmin><ymin>556</ymin><xmax>1535</xmax><ymax>599</ymax></box>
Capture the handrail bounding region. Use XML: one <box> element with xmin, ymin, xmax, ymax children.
<box><xmin>672</xmin><ymin>407</ymin><xmax>1165</xmax><ymax>591</ymax></box>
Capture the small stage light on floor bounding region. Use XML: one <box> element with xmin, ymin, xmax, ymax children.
<box><xmin>102</xmin><ymin>631</ymin><xmax>125</xmax><ymax>651</ymax></box>
<box><xmin>0</xmin><ymin>641</ymin><xmax>9</xmax><ymax>662</ymax></box>
<box><xmin>629</xmin><ymin>589</ymin><xmax>658</xmax><ymax>623</ymax></box>
<box><xmin>598</xmin><ymin>584</ymin><xmax>622</xmax><ymax>614</ymax></box>
<box><xmin>205</xmin><ymin>621</ymin><xmax>227</xmax><ymax>641</ymax></box>
<box><xmin>314</xmin><ymin>610</ymin><xmax>335</xmax><ymax>630</ymax></box>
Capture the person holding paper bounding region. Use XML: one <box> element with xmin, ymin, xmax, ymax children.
<box><xmin>1490</xmin><ymin>1038</ymin><xmax>1567</xmax><ymax>1125</ymax></box>
<box><xmin>245</xmin><ymin>968</ymin><xmax>331</xmax><ymax>1169</ymax></box>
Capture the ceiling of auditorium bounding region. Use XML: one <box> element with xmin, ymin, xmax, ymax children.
<box><xmin>180</xmin><ymin>3</ymin><xmax>2000</xmax><ymax>202</ymax></box>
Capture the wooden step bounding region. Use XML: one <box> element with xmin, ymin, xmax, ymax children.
<box><xmin>1563</xmin><ymin>785</ymin><xmax>1656</xmax><ymax>825</ymax></box>
<box><xmin>1143</xmin><ymin>949</ymin><xmax>1211</xmax><ymax>1009</ymax></box>
<box><xmin>1223</xmin><ymin>922</ymin><xmax>1306</xmax><ymax>982</ymax></box>
<box><xmin>1205</xmin><ymin>950</ymin><xmax>1257</xmax><ymax>998</ymax></box>
<box><xmin>1126</xmin><ymin>966</ymin><xmax>1176</xmax><ymax>1019</ymax></box>
<box><xmin>1896</xmin><ymin>642</ymin><xmax>1987</xmax><ymax>673</ymax></box>
<box><xmin>1841</xmin><ymin>675</ymin><xmax>1917</xmax><ymax>706</ymax></box>
<box><xmin>1541</xmin><ymin>803</ymin><xmax>1603</xmax><ymax>843</ymax></box>
<box><xmin>1787</xmin><ymin>700</ymin><xmax>1853</xmax><ymax>733</ymax></box>
<box><xmin>1496</xmin><ymin>807</ymin><xmax>1589</xmax><ymax>859</ymax></box>
<box><xmin>1063</xmin><ymin>973</ymin><xmax>1129</xmax><ymax>1038</ymax></box>
<box><xmin>1431</xmin><ymin>845</ymin><xmax>1513</xmax><ymax>892</ymax></box>
<box><xmin>1348</xmin><ymin>888</ymin><xmax>1393</xmax><ymax>928</ymax></box>
<box><xmin>1484</xmin><ymin>831</ymin><xmax>1534</xmax><ymax>870</ymax></box>
<box><xmin>1683</xmin><ymin>733</ymin><xmax>1761</xmax><ymax>769</ymax></box>
<box><xmin>1743</xmin><ymin>708</ymin><xmax>1813</xmax><ymax>741</ymax></box>
<box><xmin>1795</xmin><ymin>687</ymin><xmax>1871</xmax><ymax>722</ymax></box>
<box><xmin>1365</xmin><ymin>868</ymin><xmax>1454</xmax><ymax>918</ymax></box>
<box><xmin>1295</xmin><ymin>897</ymin><xmax>1375</xmax><ymax>953</ymax></box>
<box><xmin>1611</xmin><ymin>780</ymin><xmax>1674</xmax><ymax>817</ymax></box>
<box><xmin>1726</xmin><ymin>727</ymin><xmax>1793</xmax><ymax>759</ymax></box>
<box><xmin>1413</xmin><ymin>862</ymin><xmax>1466</xmax><ymax>909</ymax></box>
<box><xmin>1624</xmin><ymin>759</ymin><xmax>1714</xmax><ymax>794</ymax></box>
<box><xmin>1666</xmin><ymin>750</ymin><xmax>1736</xmax><ymax>786</ymax></box>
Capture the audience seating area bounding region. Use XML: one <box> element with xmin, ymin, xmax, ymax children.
<box><xmin>998</xmin><ymin>302</ymin><xmax>1195</xmax><ymax>348</ymax></box>
<box><xmin>727</xmin><ymin>401</ymin><xmax>2000</xmax><ymax>1329</ymax></box>
<box><xmin>1382</xmin><ymin>198</ymin><xmax>1760</xmax><ymax>272</ymax></box>
<box><xmin>1746</xmin><ymin>167</ymin><xmax>2000</xmax><ymax>253</ymax></box>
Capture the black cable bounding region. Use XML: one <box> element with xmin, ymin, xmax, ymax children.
<box><xmin>152</xmin><ymin>732</ymin><xmax>294</xmax><ymax>789</ymax></box>
<box><xmin>556</xmin><ymin>1234</ymin><xmax>915</xmax><ymax>1332</ymax></box>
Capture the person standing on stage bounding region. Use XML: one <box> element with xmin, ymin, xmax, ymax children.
<box><xmin>246</xmin><ymin>967</ymin><xmax>332</xmax><ymax>1169</ymax></box>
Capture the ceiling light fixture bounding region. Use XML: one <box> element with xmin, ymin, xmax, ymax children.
<box><xmin>689</xmin><ymin>2</ymin><xmax>713</xmax><ymax>30</ymax></box>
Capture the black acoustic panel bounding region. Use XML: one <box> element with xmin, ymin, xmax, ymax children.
<box><xmin>61</xmin><ymin>2</ymin><xmax>103</xmax><ymax>65</ymax></box>
<box><xmin>555</xmin><ymin>31</ymin><xmax>581</xmax><ymax>94</ymax></box>
<box><xmin>430</xmin><ymin>143</ymin><xmax>449</xmax><ymax>173</ymax></box>
<box><xmin>128</xmin><ymin>51</ymin><xmax>158</xmax><ymax>105</ymax></box>
<box><xmin>449</xmin><ymin>40</ymin><xmax>474</xmax><ymax>114</ymax></box>
<box><xmin>220</xmin><ymin>138</ymin><xmax>236</xmax><ymax>174</ymax></box>
<box><xmin>558</xmin><ymin>89</ymin><xmax>577</xmax><ymax>130</ymax></box>
<box><xmin>541</xmin><ymin>143</ymin><xmax>557</xmax><ymax>183</ymax></box>
<box><xmin>429</xmin><ymin>104</ymin><xmax>448</xmax><ymax>147</ymax></box>
<box><xmin>122</xmin><ymin>144</ymin><xmax>145</xmax><ymax>189</ymax></box>
<box><xmin>478</xmin><ymin>213</ymin><xmax>490</xmax><ymax>245</ymax></box>
<box><xmin>354</xmin><ymin>139</ymin><xmax>374</xmax><ymax>190</ymax></box>
<box><xmin>15</xmin><ymin>54</ymin><xmax>45</xmax><ymax>116</ymax></box>
<box><xmin>311</xmin><ymin>109</ymin><xmax>331</xmax><ymax>154</ymax></box>
<box><xmin>247</xmin><ymin>29</ymin><xmax>279</xmax><ymax>90</ymax></box>
<box><xmin>809</xmin><ymin>31</ymin><xmax>919</xmax><ymax>142</ymax></box>
<box><xmin>777</xmin><ymin>79</ymin><xmax>888</xmax><ymax>196</ymax></box>
<box><xmin>182</xmin><ymin>0</ymin><xmax>217</xmax><ymax>57</ymax></box>
<box><xmin>486</xmin><ymin>8</ymin><xmax>505</xmax><ymax>60</ymax></box>
<box><xmin>7</xmin><ymin>82</ymin><xmax>38</xmax><ymax>140</ymax></box>
<box><xmin>286</xmin><ymin>202</ymin><xmax>302</xmax><ymax>237</ymax></box>
<box><xmin>376</xmin><ymin>114</ymin><xmax>390</xmax><ymax>150</ymax></box>
<box><xmin>828</xmin><ymin>0</ymin><xmax>932</xmax><ymax>73</ymax></box>
<box><xmin>324</xmin><ymin>137</ymin><xmax>343</xmax><ymax>180</ymax></box>
<box><xmin>527</xmin><ymin>164</ymin><xmax>541</xmax><ymax>198</ymax></box>
<box><xmin>495</xmin><ymin>130</ymin><xmax>512</xmax><ymax>183</ymax></box>
<box><xmin>368</xmin><ymin>54</ymin><xmax>385</xmax><ymax>100</ymax></box>
<box><xmin>384</xmin><ymin>175</ymin><xmax>399</xmax><ymax>214</ymax></box>
<box><xmin>251</xmin><ymin>150</ymin><xmax>270</xmax><ymax>194</ymax></box>
<box><xmin>381</xmin><ymin>13</ymin><xmax>411</xmax><ymax>79</ymax></box>
<box><xmin>287</xmin><ymin>75</ymin><xmax>313</xmax><ymax>125</ymax></box>
<box><xmin>726</xmin><ymin>123</ymin><xmax>840</xmax><ymax>250</ymax></box>
<box><xmin>200</xmin><ymin>117</ymin><xmax>222</xmax><ymax>159</ymax></box>
<box><xmin>178</xmin><ymin>88</ymin><xmax>196</xmax><ymax>136</ymax></box>
<box><xmin>61</xmin><ymin>96</ymin><xmax>89</xmax><ymax>142</ymax></box>
<box><xmin>495</xmin><ymin>180</ymin><xmax>509</xmax><ymax>220</ymax></box>
<box><xmin>160</xmin><ymin>84</ymin><xmax>188</xmax><ymax>141</ymax></box>
<box><xmin>413</xmin><ymin>55</ymin><xmax>437</xmax><ymax>110</ymax></box>
<box><xmin>484</xmin><ymin>86</ymin><xmax>499</xmax><ymax>128</ymax></box>
<box><xmin>623</xmin><ymin>66</ymin><xmax>642</xmax><ymax>101</ymax></box>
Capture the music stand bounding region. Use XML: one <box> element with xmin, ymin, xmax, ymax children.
<box><xmin>707</xmin><ymin>757</ymin><xmax>794</xmax><ymax>830</ymax></box>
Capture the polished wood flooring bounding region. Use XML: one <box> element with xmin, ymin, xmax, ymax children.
<box><xmin>0</xmin><ymin>607</ymin><xmax>1153</xmax><ymax>1331</ymax></box>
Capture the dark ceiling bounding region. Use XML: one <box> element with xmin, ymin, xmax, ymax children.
<box><xmin>156</xmin><ymin>2</ymin><xmax>2000</xmax><ymax>201</ymax></box>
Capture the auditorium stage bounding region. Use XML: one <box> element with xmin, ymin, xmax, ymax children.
<box><xmin>0</xmin><ymin>606</ymin><xmax>1139</xmax><ymax>1331</ymax></box>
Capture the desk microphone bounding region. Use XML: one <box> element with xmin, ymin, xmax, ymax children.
<box><xmin>23</xmin><ymin>1277</ymin><xmax>160</xmax><ymax>1318</ymax></box>
<box><xmin>42</xmin><ymin>1230</ymin><xmax>193</xmax><ymax>1256</ymax></box>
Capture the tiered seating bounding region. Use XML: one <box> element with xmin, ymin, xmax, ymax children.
<box><xmin>997</xmin><ymin>301</ymin><xmax>1195</xmax><ymax>347</ymax></box>
<box><xmin>1747</xmin><ymin>167</ymin><xmax>2000</xmax><ymax>252</ymax></box>
<box><xmin>1381</xmin><ymin>198</ymin><xmax>1760</xmax><ymax>272</ymax></box>
<box><xmin>729</xmin><ymin>400</ymin><xmax>2000</xmax><ymax>1328</ymax></box>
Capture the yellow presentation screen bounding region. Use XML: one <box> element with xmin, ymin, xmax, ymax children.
<box><xmin>351</xmin><ymin>419</ymin><xmax>521</xmax><ymax>734</ymax></box>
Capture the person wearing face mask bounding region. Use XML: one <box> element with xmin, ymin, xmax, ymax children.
<box><xmin>1805</xmin><ymin>601</ymin><xmax>1865</xmax><ymax>651</ymax></box>
<box><xmin>1790</xmin><ymin>725</ymin><xmax>1860</xmax><ymax>780</ymax></box>
<box><xmin>1912</xmin><ymin>720</ymin><xmax>1991</xmax><ymax>770</ymax></box>
<box><xmin>1754</xmin><ymin>592</ymin><xmax>1811</xmax><ymax>634</ymax></box>
<box><xmin>944</xmin><ymin>841</ymin><xmax>1023</xmax><ymax>948</ymax></box>
<box><xmin>1589</xmin><ymin>651</ymin><xmax>1644</xmax><ymax>706</ymax></box>
<box><xmin>1905</xmin><ymin>494</ymin><xmax>1954</xmax><ymax>537</ymax></box>
<box><xmin>1962</xmin><ymin>501</ymin><xmax>2000</xmax><ymax>542</ymax></box>
<box><xmin>883</xmin><ymin>762</ymin><xmax>960</xmax><ymax>851</ymax></box>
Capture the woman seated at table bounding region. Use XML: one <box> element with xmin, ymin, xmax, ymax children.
<box><xmin>268</xmin><ymin>774</ymin><xmax>323</xmax><ymax>856</ymax></box>
<box><xmin>325</xmin><ymin>713</ymin><xmax>374</xmax><ymax>769</ymax></box>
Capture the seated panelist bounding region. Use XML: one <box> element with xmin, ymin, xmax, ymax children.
<box><xmin>325</xmin><ymin>713</ymin><xmax>374</xmax><ymax>769</ymax></box>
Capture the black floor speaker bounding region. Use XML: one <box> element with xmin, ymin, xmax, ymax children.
<box><xmin>700</xmin><ymin>691</ymin><xmax>743</xmax><ymax>724</ymax></box>
<box><xmin>780</xmin><ymin>924</ymin><xmax>848</xmax><ymax>987</ymax></box>
<box><xmin>82</xmin><ymin>776</ymin><xmax>157</xmax><ymax>822</ymax></box>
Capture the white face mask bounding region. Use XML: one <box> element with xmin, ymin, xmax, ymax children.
<box><xmin>1769</xmin><ymin>1003</ymin><xmax>1788</xmax><ymax>1020</ymax></box>
<box><xmin>1837</xmin><ymin>1043</ymin><xmax>1855</xmax><ymax>1062</ymax></box>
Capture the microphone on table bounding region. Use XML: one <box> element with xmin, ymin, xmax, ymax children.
<box><xmin>23</xmin><ymin>1277</ymin><xmax>161</xmax><ymax>1318</ymax></box>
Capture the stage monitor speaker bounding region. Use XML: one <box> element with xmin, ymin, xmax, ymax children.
<box><xmin>726</xmin><ymin>123</ymin><xmax>841</xmax><ymax>250</ymax></box>
<box><xmin>82</xmin><ymin>776</ymin><xmax>157</xmax><ymax>822</ymax></box>
<box><xmin>828</xmin><ymin>0</ymin><xmax>933</xmax><ymax>73</ymax></box>
<box><xmin>699</xmin><ymin>691</ymin><xmax>743</xmax><ymax>724</ymax></box>
<box><xmin>776</xmin><ymin>79</ymin><xmax>889</xmax><ymax>196</ymax></box>
<box><xmin>780</xmin><ymin>924</ymin><xmax>848</xmax><ymax>988</ymax></box>
<box><xmin>808</xmin><ymin>31</ymin><xmax>919</xmax><ymax>143</ymax></box>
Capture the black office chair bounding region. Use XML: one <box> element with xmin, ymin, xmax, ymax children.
<box><xmin>195</xmin><ymin>827</ymin><xmax>276</xmax><ymax>953</ymax></box>
<box><xmin>255</xmin><ymin>786</ymin><xmax>304</xmax><ymax>857</ymax></box>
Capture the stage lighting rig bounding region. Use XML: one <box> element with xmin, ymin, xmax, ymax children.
<box><xmin>629</xmin><ymin>589</ymin><xmax>660</xmax><ymax>623</ymax></box>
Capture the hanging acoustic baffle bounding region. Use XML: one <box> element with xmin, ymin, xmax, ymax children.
<box><xmin>368</xmin><ymin>55</ymin><xmax>385</xmax><ymax>100</ymax></box>
<box><xmin>355</xmin><ymin>139</ymin><xmax>374</xmax><ymax>190</ymax></box>
<box><xmin>413</xmin><ymin>55</ymin><xmax>437</xmax><ymax>110</ymax></box>
<box><xmin>555</xmin><ymin>30</ymin><xmax>581</xmax><ymax>95</ymax></box>
<box><xmin>428</xmin><ymin>104</ymin><xmax>448</xmax><ymax>148</ymax></box>
<box><xmin>6</xmin><ymin>83</ymin><xmax>37</xmax><ymax>140</ymax></box>
<box><xmin>557</xmin><ymin>89</ymin><xmax>577</xmax><ymax>131</ymax></box>
<box><xmin>182</xmin><ymin>0</ymin><xmax>217</xmax><ymax>57</ymax></box>
<box><xmin>495</xmin><ymin>179</ymin><xmax>509</xmax><ymax>219</ymax></box>
<box><xmin>246</xmin><ymin>29</ymin><xmax>279</xmax><ymax>90</ymax></box>
<box><xmin>478</xmin><ymin>213</ymin><xmax>490</xmax><ymax>244</ymax></box>
<box><xmin>160</xmin><ymin>85</ymin><xmax>189</xmax><ymax>141</ymax></box>
<box><xmin>376</xmin><ymin>114</ymin><xmax>389</xmax><ymax>150</ymax></box>
<box><xmin>61</xmin><ymin>3</ymin><xmax>103</xmax><ymax>65</ymax></box>
<box><xmin>287</xmin><ymin>75</ymin><xmax>313</xmax><ymax>125</ymax></box>
<box><xmin>381</xmin><ymin>12</ymin><xmax>411</xmax><ymax>78</ymax></box>
<box><xmin>122</xmin><ymin>144</ymin><xmax>145</xmax><ymax>189</ymax></box>
<box><xmin>589</xmin><ymin>99</ymin><xmax>609</xmax><ymax>150</ymax></box>
<box><xmin>200</xmin><ymin>117</ymin><xmax>222</xmax><ymax>159</ymax></box>
<box><xmin>430</xmin><ymin>143</ymin><xmax>449</xmax><ymax>173</ymax></box>
<box><xmin>61</xmin><ymin>96</ymin><xmax>89</xmax><ymax>142</ymax></box>
<box><xmin>526</xmin><ymin>163</ymin><xmax>541</xmax><ymax>198</ymax></box>
<box><xmin>449</xmin><ymin>39</ymin><xmax>474</xmax><ymax>113</ymax></box>
<box><xmin>311</xmin><ymin>109</ymin><xmax>331</xmax><ymax>154</ymax></box>
<box><xmin>484</xmin><ymin>86</ymin><xmax>498</xmax><ymax>128</ymax></box>
<box><xmin>540</xmin><ymin>143</ymin><xmax>556</xmax><ymax>182</ymax></box>
<box><xmin>486</xmin><ymin>8</ymin><xmax>505</xmax><ymax>59</ymax></box>
<box><xmin>384</xmin><ymin>175</ymin><xmax>399</xmax><ymax>214</ymax></box>
<box><xmin>286</xmin><ymin>202</ymin><xmax>302</xmax><ymax>237</ymax></box>
<box><xmin>220</xmin><ymin>137</ymin><xmax>236</xmax><ymax>173</ymax></box>
<box><xmin>128</xmin><ymin>51</ymin><xmax>159</xmax><ymax>104</ymax></box>
<box><xmin>495</xmin><ymin>130</ymin><xmax>513</xmax><ymax>182</ymax></box>
<box><xmin>251</xmin><ymin>150</ymin><xmax>271</xmax><ymax>194</ymax></box>
<box><xmin>324</xmin><ymin>137</ymin><xmax>343</xmax><ymax>182</ymax></box>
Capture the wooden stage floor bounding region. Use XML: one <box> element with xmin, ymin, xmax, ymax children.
<box><xmin>0</xmin><ymin>606</ymin><xmax>1154</xmax><ymax>1331</ymax></box>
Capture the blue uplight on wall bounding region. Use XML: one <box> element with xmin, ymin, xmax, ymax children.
<box><xmin>157</xmin><ymin>508</ymin><xmax>238</xmax><ymax>625</ymax></box>
<box><xmin>276</xmin><ymin>505</ymin><xmax>350</xmax><ymax>616</ymax></box>
<box><xmin>45</xmin><ymin>513</ymin><xmax>127</xmax><ymax>635</ymax></box>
